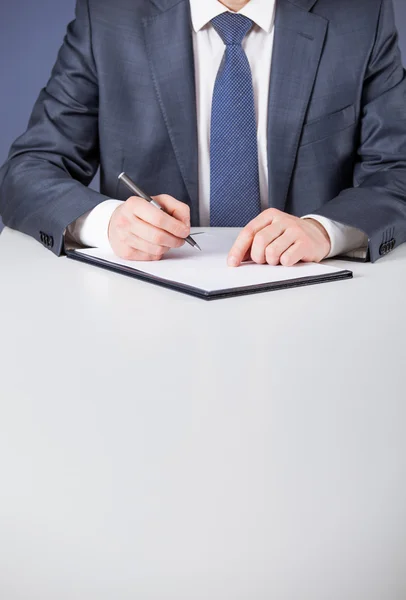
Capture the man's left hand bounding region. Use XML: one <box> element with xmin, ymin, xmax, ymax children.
<box><xmin>227</xmin><ymin>209</ymin><xmax>331</xmax><ymax>267</ymax></box>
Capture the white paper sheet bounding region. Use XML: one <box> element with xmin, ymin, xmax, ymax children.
<box><xmin>75</xmin><ymin>229</ymin><xmax>349</xmax><ymax>293</ymax></box>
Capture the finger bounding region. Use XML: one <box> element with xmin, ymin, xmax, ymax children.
<box><xmin>250</xmin><ymin>222</ymin><xmax>285</xmax><ymax>264</ymax></box>
<box><xmin>242</xmin><ymin>248</ymin><xmax>252</xmax><ymax>263</ymax></box>
<box><xmin>279</xmin><ymin>241</ymin><xmax>306</xmax><ymax>267</ymax></box>
<box><xmin>153</xmin><ymin>194</ymin><xmax>191</xmax><ymax>227</ymax></box>
<box><xmin>265</xmin><ymin>230</ymin><xmax>297</xmax><ymax>266</ymax></box>
<box><xmin>227</xmin><ymin>209</ymin><xmax>280</xmax><ymax>267</ymax></box>
<box><xmin>129</xmin><ymin>216</ymin><xmax>186</xmax><ymax>249</ymax></box>
<box><xmin>127</xmin><ymin>196</ymin><xmax>190</xmax><ymax>239</ymax></box>
<box><xmin>125</xmin><ymin>232</ymin><xmax>171</xmax><ymax>258</ymax></box>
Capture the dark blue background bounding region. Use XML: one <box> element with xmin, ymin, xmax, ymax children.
<box><xmin>1</xmin><ymin>0</ymin><xmax>405</xmax><ymax>231</ymax></box>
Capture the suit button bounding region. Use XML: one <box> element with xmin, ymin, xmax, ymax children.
<box><xmin>39</xmin><ymin>231</ymin><xmax>53</xmax><ymax>248</ymax></box>
<box><xmin>379</xmin><ymin>243</ymin><xmax>387</xmax><ymax>256</ymax></box>
<box><xmin>390</xmin><ymin>239</ymin><xmax>395</xmax><ymax>251</ymax></box>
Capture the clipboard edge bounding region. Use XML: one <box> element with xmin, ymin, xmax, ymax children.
<box><xmin>66</xmin><ymin>249</ymin><xmax>353</xmax><ymax>301</ymax></box>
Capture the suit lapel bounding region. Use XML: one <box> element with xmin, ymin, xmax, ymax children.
<box><xmin>267</xmin><ymin>0</ymin><xmax>328</xmax><ymax>211</ymax></box>
<box><xmin>143</xmin><ymin>0</ymin><xmax>199</xmax><ymax>224</ymax></box>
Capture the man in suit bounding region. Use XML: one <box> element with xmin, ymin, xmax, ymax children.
<box><xmin>0</xmin><ymin>0</ymin><xmax>406</xmax><ymax>267</ymax></box>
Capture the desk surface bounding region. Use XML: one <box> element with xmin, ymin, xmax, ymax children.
<box><xmin>0</xmin><ymin>227</ymin><xmax>405</xmax><ymax>599</ymax></box>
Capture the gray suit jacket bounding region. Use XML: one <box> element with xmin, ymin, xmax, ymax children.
<box><xmin>1</xmin><ymin>0</ymin><xmax>406</xmax><ymax>261</ymax></box>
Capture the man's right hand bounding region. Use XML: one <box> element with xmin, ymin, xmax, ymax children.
<box><xmin>108</xmin><ymin>194</ymin><xmax>191</xmax><ymax>261</ymax></box>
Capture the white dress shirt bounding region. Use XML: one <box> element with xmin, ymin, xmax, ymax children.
<box><xmin>67</xmin><ymin>0</ymin><xmax>368</xmax><ymax>258</ymax></box>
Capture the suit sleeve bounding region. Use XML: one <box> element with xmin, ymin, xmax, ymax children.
<box><xmin>0</xmin><ymin>0</ymin><xmax>109</xmax><ymax>256</ymax></box>
<box><xmin>310</xmin><ymin>0</ymin><xmax>406</xmax><ymax>262</ymax></box>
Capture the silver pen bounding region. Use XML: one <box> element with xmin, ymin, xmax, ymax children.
<box><xmin>118</xmin><ymin>172</ymin><xmax>201</xmax><ymax>251</ymax></box>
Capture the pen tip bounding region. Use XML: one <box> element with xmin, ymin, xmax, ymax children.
<box><xmin>195</xmin><ymin>243</ymin><xmax>202</xmax><ymax>251</ymax></box>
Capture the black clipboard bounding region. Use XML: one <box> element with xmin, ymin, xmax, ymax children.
<box><xmin>66</xmin><ymin>249</ymin><xmax>353</xmax><ymax>301</ymax></box>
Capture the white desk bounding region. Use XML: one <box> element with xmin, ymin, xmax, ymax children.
<box><xmin>0</xmin><ymin>227</ymin><xmax>405</xmax><ymax>599</ymax></box>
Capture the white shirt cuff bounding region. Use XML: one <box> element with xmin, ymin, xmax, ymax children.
<box><xmin>302</xmin><ymin>214</ymin><xmax>369</xmax><ymax>260</ymax></box>
<box><xmin>66</xmin><ymin>199</ymin><xmax>123</xmax><ymax>251</ymax></box>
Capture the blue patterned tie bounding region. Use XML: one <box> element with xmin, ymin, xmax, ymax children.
<box><xmin>210</xmin><ymin>13</ymin><xmax>261</xmax><ymax>227</ymax></box>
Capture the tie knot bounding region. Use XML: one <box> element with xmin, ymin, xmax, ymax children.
<box><xmin>211</xmin><ymin>12</ymin><xmax>253</xmax><ymax>46</ymax></box>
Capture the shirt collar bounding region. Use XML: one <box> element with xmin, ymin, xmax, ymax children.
<box><xmin>189</xmin><ymin>0</ymin><xmax>276</xmax><ymax>34</ymax></box>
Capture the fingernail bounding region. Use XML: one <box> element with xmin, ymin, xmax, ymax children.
<box><xmin>228</xmin><ymin>256</ymin><xmax>238</xmax><ymax>267</ymax></box>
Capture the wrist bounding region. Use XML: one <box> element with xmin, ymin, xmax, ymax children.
<box><xmin>304</xmin><ymin>218</ymin><xmax>331</xmax><ymax>258</ymax></box>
